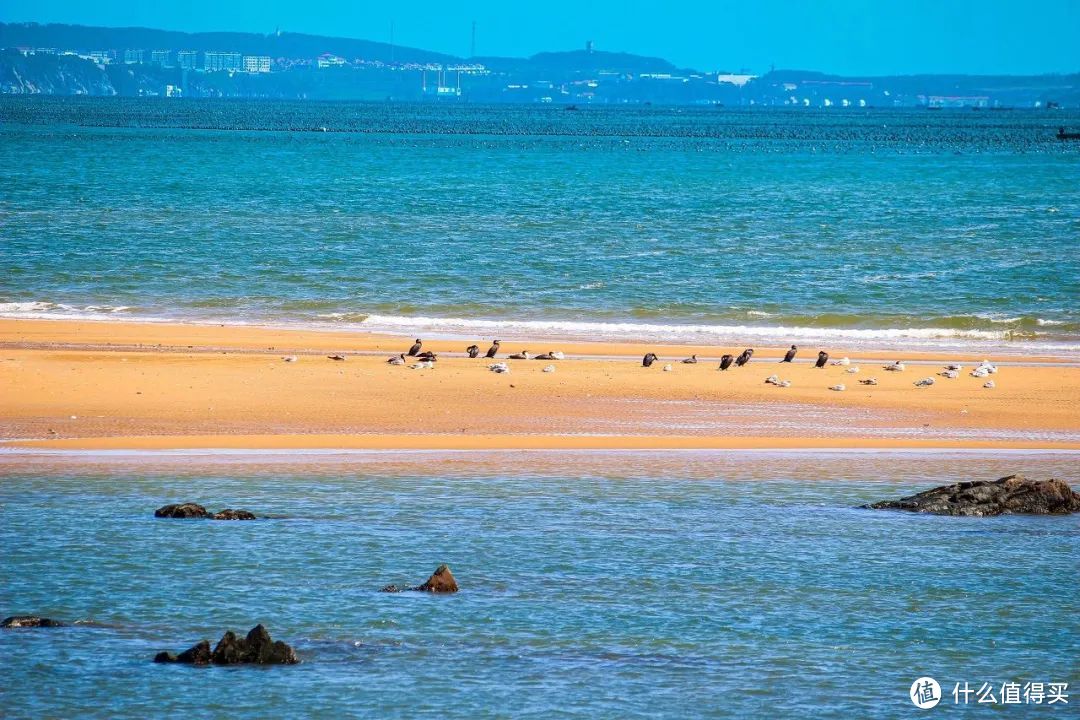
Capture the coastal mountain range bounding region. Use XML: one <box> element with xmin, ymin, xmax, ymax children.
<box><xmin>1</xmin><ymin>21</ymin><xmax>1077</xmax><ymax>106</ymax></box>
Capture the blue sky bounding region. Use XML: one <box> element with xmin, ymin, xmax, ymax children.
<box><xmin>5</xmin><ymin>0</ymin><xmax>1079</xmax><ymax>75</ymax></box>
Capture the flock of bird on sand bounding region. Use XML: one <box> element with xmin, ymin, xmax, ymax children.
<box><xmin>314</xmin><ymin>339</ymin><xmax>1000</xmax><ymax>390</ymax></box>
<box><xmin>282</xmin><ymin>339</ymin><xmax>998</xmax><ymax>390</ymax></box>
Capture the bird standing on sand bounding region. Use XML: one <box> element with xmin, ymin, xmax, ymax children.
<box><xmin>387</xmin><ymin>354</ymin><xmax>406</xmax><ymax>365</ymax></box>
<box><xmin>407</xmin><ymin>339</ymin><xmax>422</xmax><ymax>357</ymax></box>
<box><xmin>814</xmin><ymin>351</ymin><xmax>829</xmax><ymax>368</ymax></box>
<box><xmin>781</xmin><ymin>345</ymin><xmax>797</xmax><ymax>363</ymax></box>
<box><xmin>682</xmin><ymin>354</ymin><xmax>698</xmax><ymax>364</ymax></box>
<box><xmin>718</xmin><ymin>354</ymin><xmax>734</xmax><ymax>371</ymax></box>
<box><xmin>735</xmin><ymin>348</ymin><xmax>754</xmax><ymax>367</ymax></box>
<box><xmin>642</xmin><ymin>353</ymin><xmax>659</xmax><ymax>367</ymax></box>
<box><xmin>485</xmin><ymin>340</ymin><xmax>501</xmax><ymax>358</ymax></box>
<box><xmin>466</xmin><ymin>344</ymin><xmax>480</xmax><ymax>358</ymax></box>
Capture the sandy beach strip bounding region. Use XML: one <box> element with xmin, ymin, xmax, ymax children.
<box><xmin>1</xmin><ymin>318</ymin><xmax>1077</xmax><ymax>451</ymax></box>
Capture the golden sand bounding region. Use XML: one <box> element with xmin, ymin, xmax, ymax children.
<box><xmin>1</xmin><ymin>318</ymin><xmax>1077</xmax><ymax>451</ymax></box>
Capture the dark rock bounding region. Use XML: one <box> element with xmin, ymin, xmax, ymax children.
<box><xmin>865</xmin><ymin>474</ymin><xmax>1080</xmax><ymax>517</ymax></box>
<box><xmin>155</xmin><ymin>626</ymin><xmax>296</xmax><ymax>666</ymax></box>
<box><xmin>381</xmin><ymin>565</ymin><xmax>460</xmax><ymax>593</ymax></box>
<box><xmin>211</xmin><ymin>624</ymin><xmax>297</xmax><ymax>665</ymax></box>
<box><xmin>1</xmin><ymin>615</ymin><xmax>66</xmax><ymax>628</ymax></box>
<box><xmin>154</xmin><ymin>503</ymin><xmax>210</xmax><ymax>519</ymax></box>
<box><xmin>415</xmin><ymin>564</ymin><xmax>459</xmax><ymax>593</ymax></box>
<box><xmin>211</xmin><ymin>509</ymin><xmax>257</xmax><ymax>520</ymax></box>
<box><xmin>176</xmin><ymin>640</ymin><xmax>213</xmax><ymax>665</ymax></box>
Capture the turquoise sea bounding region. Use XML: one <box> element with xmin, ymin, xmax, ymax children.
<box><xmin>1</xmin><ymin>98</ymin><xmax>1079</xmax><ymax>351</ymax></box>
<box><xmin>1</xmin><ymin>451</ymin><xmax>1077</xmax><ymax>718</ymax></box>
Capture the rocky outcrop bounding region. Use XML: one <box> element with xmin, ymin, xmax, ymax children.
<box><xmin>2</xmin><ymin>615</ymin><xmax>65</xmax><ymax>628</ymax></box>
<box><xmin>865</xmin><ymin>475</ymin><xmax>1080</xmax><ymax>517</ymax></box>
<box><xmin>416</xmin><ymin>564</ymin><xmax>459</xmax><ymax>593</ymax></box>
<box><xmin>155</xmin><ymin>503</ymin><xmax>210</xmax><ymax>519</ymax></box>
<box><xmin>211</xmin><ymin>509</ymin><xmax>257</xmax><ymax>521</ymax></box>
<box><xmin>381</xmin><ymin>564</ymin><xmax>459</xmax><ymax>593</ymax></box>
<box><xmin>155</xmin><ymin>504</ymin><xmax>258</xmax><ymax>520</ymax></box>
<box><xmin>154</xmin><ymin>625</ymin><xmax>297</xmax><ymax>665</ymax></box>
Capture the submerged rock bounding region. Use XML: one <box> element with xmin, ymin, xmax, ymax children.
<box><xmin>154</xmin><ymin>625</ymin><xmax>297</xmax><ymax>665</ymax></box>
<box><xmin>211</xmin><ymin>509</ymin><xmax>258</xmax><ymax>520</ymax></box>
<box><xmin>155</xmin><ymin>504</ymin><xmax>259</xmax><ymax>520</ymax></box>
<box><xmin>1</xmin><ymin>615</ymin><xmax>66</xmax><ymax>628</ymax></box>
<box><xmin>154</xmin><ymin>503</ymin><xmax>210</xmax><ymax>519</ymax></box>
<box><xmin>865</xmin><ymin>475</ymin><xmax>1080</xmax><ymax>517</ymax></box>
<box><xmin>381</xmin><ymin>564</ymin><xmax>460</xmax><ymax>594</ymax></box>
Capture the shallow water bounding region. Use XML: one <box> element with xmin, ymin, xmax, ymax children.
<box><xmin>1</xmin><ymin>100</ymin><xmax>1079</xmax><ymax>351</ymax></box>
<box><xmin>1</xmin><ymin>450</ymin><xmax>1077</xmax><ymax>717</ymax></box>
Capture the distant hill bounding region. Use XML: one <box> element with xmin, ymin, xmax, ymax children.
<box><xmin>477</xmin><ymin>49</ymin><xmax>691</xmax><ymax>78</ymax></box>
<box><xmin>1</xmin><ymin>22</ymin><xmax>1077</xmax><ymax>106</ymax></box>
<box><xmin>0</xmin><ymin>22</ymin><xmax>456</xmax><ymax>65</ymax></box>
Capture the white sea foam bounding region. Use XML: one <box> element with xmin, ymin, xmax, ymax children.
<box><xmin>0</xmin><ymin>301</ymin><xmax>133</xmax><ymax>319</ymax></box>
<box><xmin>355</xmin><ymin>314</ymin><xmax>1080</xmax><ymax>351</ymax></box>
<box><xmin>2</xmin><ymin>303</ymin><xmax>1075</xmax><ymax>353</ymax></box>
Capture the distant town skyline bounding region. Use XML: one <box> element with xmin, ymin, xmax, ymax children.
<box><xmin>4</xmin><ymin>0</ymin><xmax>1080</xmax><ymax>76</ymax></box>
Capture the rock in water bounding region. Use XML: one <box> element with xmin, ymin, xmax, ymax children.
<box><xmin>155</xmin><ymin>625</ymin><xmax>297</xmax><ymax>665</ymax></box>
<box><xmin>154</xmin><ymin>639</ymin><xmax>212</xmax><ymax>665</ymax></box>
<box><xmin>154</xmin><ymin>503</ymin><xmax>210</xmax><ymax>519</ymax></box>
<box><xmin>381</xmin><ymin>565</ymin><xmax>460</xmax><ymax>593</ymax></box>
<box><xmin>415</xmin><ymin>564</ymin><xmax>459</xmax><ymax>593</ymax></box>
<box><xmin>865</xmin><ymin>475</ymin><xmax>1080</xmax><ymax>517</ymax></box>
<box><xmin>2</xmin><ymin>615</ymin><xmax>65</xmax><ymax>628</ymax></box>
<box><xmin>211</xmin><ymin>624</ymin><xmax>297</xmax><ymax>665</ymax></box>
<box><xmin>211</xmin><ymin>509</ymin><xmax>257</xmax><ymax>520</ymax></box>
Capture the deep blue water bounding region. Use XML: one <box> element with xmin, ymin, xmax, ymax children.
<box><xmin>1</xmin><ymin>451</ymin><xmax>1077</xmax><ymax>718</ymax></box>
<box><xmin>1</xmin><ymin>99</ymin><xmax>1078</xmax><ymax>351</ymax></box>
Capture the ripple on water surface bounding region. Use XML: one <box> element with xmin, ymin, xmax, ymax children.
<box><xmin>0</xmin><ymin>450</ymin><xmax>1077</xmax><ymax>718</ymax></box>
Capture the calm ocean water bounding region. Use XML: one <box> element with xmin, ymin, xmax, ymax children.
<box><xmin>1</xmin><ymin>451</ymin><xmax>1077</xmax><ymax>718</ymax></box>
<box><xmin>1</xmin><ymin>98</ymin><xmax>1078</xmax><ymax>351</ymax></box>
